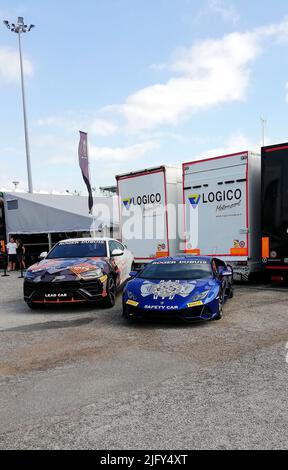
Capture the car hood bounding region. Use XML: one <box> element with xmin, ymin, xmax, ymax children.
<box><xmin>125</xmin><ymin>277</ymin><xmax>220</xmax><ymax>309</ymax></box>
<box><xmin>25</xmin><ymin>257</ymin><xmax>109</xmax><ymax>282</ymax></box>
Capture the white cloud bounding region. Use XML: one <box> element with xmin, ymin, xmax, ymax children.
<box><xmin>114</xmin><ymin>32</ymin><xmax>259</xmax><ymax>131</ymax></box>
<box><xmin>190</xmin><ymin>132</ymin><xmax>268</xmax><ymax>162</ymax></box>
<box><xmin>107</xmin><ymin>19</ymin><xmax>288</xmax><ymax>133</ymax></box>
<box><xmin>30</xmin><ymin>16</ymin><xmax>288</xmax><ymax>192</ymax></box>
<box><xmin>36</xmin><ymin>18</ymin><xmax>288</xmax><ymax>139</ymax></box>
<box><xmin>89</xmin><ymin>118</ymin><xmax>119</xmax><ymax>137</ymax></box>
<box><xmin>40</xmin><ymin>134</ymin><xmax>158</xmax><ymax>166</ymax></box>
<box><xmin>31</xmin><ymin>133</ymin><xmax>78</xmax><ymax>166</ymax></box>
<box><xmin>0</xmin><ymin>170</ymin><xmax>27</xmax><ymax>192</ymax></box>
<box><xmin>38</xmin><ymin>114</ymin><xmax>119</xmax><ymax>137</ymax></box>
<box><xmin>37</xmin><ymin>115</ymin><xmax>80</xmax><ymax>132</ymax></box>
<box><xmin>90</xmin><ymin>142</ymin><xmax>159</xmax><ymax>162</ymax></box>
<box><xmin>0</xmin><ymin>46</ymin><xmax>33</xmax><ymax>84</ymax></box>
<box><xmin>203</xmin><ymin>0</ymin><xmax>240</xmax><ymax>24</ymax></box>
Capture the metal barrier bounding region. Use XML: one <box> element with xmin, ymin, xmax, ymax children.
<box><xmin>18</xmin><ymin>263</ymin><xmax>24</xmax><ymax>279</ymax></box>
<box><xmin>1</xmin><ymin>252</ymin><xmax>9</xmax><ymax>277</ymax></box>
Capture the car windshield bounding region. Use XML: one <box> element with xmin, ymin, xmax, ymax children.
<box><xmin>46</xmin><ymin>241</ymin><xmax>107</xmax><ymax>259</ymax></box>
<box><xmin>139</xmin><ymin>260</ymin><xmax>212</xmax><ymax>280</ymax></box>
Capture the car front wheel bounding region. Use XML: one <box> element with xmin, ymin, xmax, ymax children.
<box><xmin>27</xmin><ymin>301</ymin><xmax>42</xmax><ymax>310</ymax></box>
<box><xmin>102</xmin><ymin>276</ymin><xmax>116</xmax><ymax>308</ymax></box>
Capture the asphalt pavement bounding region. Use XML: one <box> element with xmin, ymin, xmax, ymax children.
<box><xmin>0</xmin><ymin>272</ymin><xmax>287</xmax><ymax>449</ymax></box>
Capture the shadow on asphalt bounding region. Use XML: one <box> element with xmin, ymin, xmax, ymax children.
<box><xmin>120</xmin><ymin>316</ymin><xmax>210</xmax><ymax>330</ymax></box>
<box><xmin>19</xmin><ymin>298</ymin><xmax>211</xmax><ymax>331</ymax></box>
<box><xmin>12</xmin><ymin>277</ymin><xmax>288</xmax><ymax>335</ymax></box>
<box><xmin>3</xmin><ymin>317</ymin><xmax>95</xmax><ymax>333</ymax></box>
<box><xmin>15</xmin><ymin>278</ymin><xmax>288</xmax><ymax>332</ymax></box>
<box><xmin>25</xmin><ymin>302</ymin><xmax>100</xmax><ymax>313</ymax></box>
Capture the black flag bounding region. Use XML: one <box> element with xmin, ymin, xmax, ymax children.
<box><xmin>78</xmin><ymin>131</ymin><xmax>93</xmax><ymax>214</ymax></box>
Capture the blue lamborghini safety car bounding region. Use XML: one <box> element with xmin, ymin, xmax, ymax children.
<box><xmin>122</xmin><ymin>256</ymin><xmax>233</xmax><ymax>321</ymax></box>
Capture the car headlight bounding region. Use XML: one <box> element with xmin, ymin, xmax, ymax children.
<box><xmin>191</xmin><ymin>290</ymin><xmax>210</xmax><ymax>301</ymax></box>
<box><xmin>24</xmin><ymin>270</ymin><xmax>35</xmax><ymax>279</ymax></box>
<box><xmin>80</xmin><ymin>268</ymin><xmax>103</xmax><ymax>279</ymax></box>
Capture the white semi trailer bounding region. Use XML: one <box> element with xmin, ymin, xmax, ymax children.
<box><xmin>182</xmin><ymin>151</ymin><xmax>261</xmax><ymax>281</ymax></box>
<box><xmin>116</xmin><ymin>166</ymin><xmax>182</xmax><ymax>268</ymax></box>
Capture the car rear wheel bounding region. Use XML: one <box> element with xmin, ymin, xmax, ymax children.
<box><xmin>102</xmin><ymin>276</ymin><xmax>116</xmax><ymax>308</ymax></box>
<box><xmin>214</xmin><ymin>289</ymin><xmax>224</xmax><ymax>320</ymax></box>
<box><xmin>228</xmin><ymin>287</ymin><xmax>234</xmax><ymax>299</ymax></box>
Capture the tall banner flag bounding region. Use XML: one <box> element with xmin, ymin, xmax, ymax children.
<box><xmin>78</xmin><ymin>131</ymin><xmax>93</xmax><ymax>214</ymax></box>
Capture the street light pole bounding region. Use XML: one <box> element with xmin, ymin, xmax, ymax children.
<box><xmin>18</xmin><ymin>29</ymin><xmax>33</xmax><ymax>193</ymax></box>
<box><xmin>3</xmin><ymin>17</ymin><xmax>35</xmax><ymax>193</ymax></box>
<box><xmin>260</xmin><ymin>116</ymin><xmax>267</xmax><ymax>147</ymax></box>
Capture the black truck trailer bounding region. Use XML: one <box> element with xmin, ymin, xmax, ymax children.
<box><xmin>0</xmin><ymin>194</ymin><xmax>7</xmax><ymax>268</ymax></box>
<box><xmin>261</xmin><ymin>142</ymin><xmax>288</xmax><ymax>281</ymax></box>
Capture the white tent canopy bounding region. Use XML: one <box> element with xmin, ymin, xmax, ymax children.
<box><xmin>4</xmin><ymin>192</ymin><xmax>119</xmax><ymax>236</ymax></box>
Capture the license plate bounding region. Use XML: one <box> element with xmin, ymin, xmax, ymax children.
<box><xmin>44</xmin><ymin>293</ymin><xmax>69</xmax><ymax>299</ymax></box>
<box><xmin>187</xmin><ymin>301</ymin><xmax>203</xmax><ymax>308</ymax></box>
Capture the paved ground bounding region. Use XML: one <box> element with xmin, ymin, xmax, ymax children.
<box><xmin>0</xmin><ymin>272</ymin><xmax>287</xmax><ymax>450</ymax></box>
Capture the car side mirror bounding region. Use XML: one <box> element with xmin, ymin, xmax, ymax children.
<box><xmin>111</xmin><ymin>248</ymin><xmax>124</xmax><ymax>257</ymax></box>
<box><xmin>129</xmin><ymin>271</ymin><xmax>138</xmax><ymax>278</ymax></box>
<box><xmin>220</xmin><ymin>270</ymin><xmax>232</xmax><ymax>277</ymax></box>
<box><xmin>39</xmin><ymin>251</ymin><xmax>48</xmax><ymax>259</ymax></box>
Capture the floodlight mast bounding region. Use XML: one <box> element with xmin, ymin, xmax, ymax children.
<box><xmin>3</xmin><ymin>17</ymin><xmax>35</xmax><ymax>193</ymax></box>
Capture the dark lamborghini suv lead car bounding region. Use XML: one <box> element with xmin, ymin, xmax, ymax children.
<box><xmin>24</xmin><ymin>238</ymin><xmax>133</xmax><ymax>309</ymax></box>
<box><xmin>123</xmin><ymin>256</ymin><xmax>233</xmax><ymax>322</ymax></box>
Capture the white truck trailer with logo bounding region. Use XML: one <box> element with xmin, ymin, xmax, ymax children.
<box><xmin>182</xmin><ymin>151</ymin><xmax>261</xmax><ymax>281</ymax></box>
<box><xmin>116</xmin><ymin>166</ymin><xmax>182</xmax><ymax>268</ymax></box>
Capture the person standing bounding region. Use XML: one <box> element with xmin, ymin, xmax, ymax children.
<box><xmin>16</xmin><ymin>239</ymin><xmax>26</xmax><ymax>270</ymax></box>
<box><xmin>6</xmin><ymin>237</ymin><xmax>18</xmax><ymax>271</ymax></box>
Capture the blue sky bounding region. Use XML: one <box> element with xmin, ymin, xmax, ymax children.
<box><xmin>1</xmin><ymin>0</ymin><xmax>288</xmax><ymax>194</ymax></box>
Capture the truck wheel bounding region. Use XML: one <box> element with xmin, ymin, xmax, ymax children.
<box><xmin>102</xmin><ymin>276</ymin><xmax>116</xmax><ymax>308</ymax></box>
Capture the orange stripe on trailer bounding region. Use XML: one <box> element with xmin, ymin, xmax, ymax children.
<box><xmin>230</xmin><ymin>248</ymin><xmax>248</xmax><ymax>256</ymax></box>
<box><xmin>262</xmin><ymin>237</ymin><xmax>270</xmax><ymax>259</ymax></box>
<box><xmin>156</xmin><ymin>251</ymin><xmax>169</xmax><ymax>258</ymax></box>
<box><xmin>184</xmin><ymin>249</ymin><xmax>201</xmax><ymax>256</ymax></box>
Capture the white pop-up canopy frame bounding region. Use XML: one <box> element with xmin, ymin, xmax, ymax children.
<box><xmin>3</xmin><ymin>192</ymin><xmax>119</xmax><ymax>238</ymax></box>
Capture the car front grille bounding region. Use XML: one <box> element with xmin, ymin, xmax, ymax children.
<box><xmin>24</xmin><ymin>279</ymin><xmax>103</xmax><ymax>301</ymax></box>
<box><xmin>125</xmin><ymin>304</ymin><xmax>211</xmax><ymax>321</ymax></box>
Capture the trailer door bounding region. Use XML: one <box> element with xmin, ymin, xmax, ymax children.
<box><xmin>117</xmin><ymin>169</ymin><xmax>169</xmax><ymax>261</ymax></box>
<box><xmin>184</xmin><ymin>156</ymin><xmax>248</xmax><ymax>259</ymax></box>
